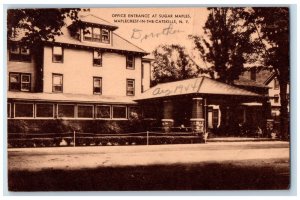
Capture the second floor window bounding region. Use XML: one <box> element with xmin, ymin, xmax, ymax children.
<box><xmin>9</xmin><ymin>73</ymin><xmax>31</xmax><ymax>92</ymax></box>
<box><xmin>93</xmin><ymin>51</ymin><xmax>102</xmax><ymax>66</ymax></box>
<box><xmin>274</xmin><ymin>78</ymin><xmax>279</xmax><ymax>89</ymax></box>
<box><xmin>9</xmin><ymin>44</ymin><xmax>31</xmax><ymax>62</ymax></box>
<box><xmin>52</xmin><ymin>46</ymin><xmax>63</xmax><ymax>63</ymax></box>
<box><xmin>93</xmin><ymin>77</ymin><xmax>102</xmax><ymax>94</ymax></box>
<box><xmin>52</xmin><ymin>74</ymin><xmax>63</xmax><ymax>92</ymax></box>
<box><xmin>126</xmin><ymin>79</ymin><xmax>135</xmax><ymax>96</ymax></box>
<box><xmin>274</xmin><ymin>94</ymin><xmax>279</xmax><ymax>103</ymax></box>
<box><xmin>126</xmin><ymin>55</ymin><xmax>134</xmax><ymax>69</ymax></box>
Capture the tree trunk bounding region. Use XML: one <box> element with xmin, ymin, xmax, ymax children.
<box><xmin>279</xmin><ymin>81</ymin><xmax>289</xmax><ymax>140</ymax></box>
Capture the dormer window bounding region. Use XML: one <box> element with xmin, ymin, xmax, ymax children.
<box><xmin>101</xmin><ymin>29</ymin><xmax>110</xmax><ymax>43</ymax></box>
<box><xmin>83</xmin><ymin>26</ymin><xmax>110</xmax><ymax>44</ymax></box>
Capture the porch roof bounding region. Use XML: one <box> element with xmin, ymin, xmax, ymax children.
<box><xmin>135</xmin><ymin>76</ymin><xmax>263</xmax><ymax>101</ymax></box>
<box><xmin>7</xmin><ymin>91</ymin><xmax>137</xmax><ymax>104</ymax></box>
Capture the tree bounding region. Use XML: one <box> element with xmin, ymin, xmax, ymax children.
<box><xmin>7</xmin><ymin>8</ymin><xmax>84</xmax><ymax>47</ymax></box>
<box><xmin>152</xmin><ymin>44</ymin><xmax>205</xmax><ymax>86</ymax></box>
<box><xmin>189</xmin><ymin>8</ymin><xmax>261</xmax><ymax>84</ymax></box>
<box><xmin>251</xmin><ymin>8</ymin><xmax>290</xmax><ymax>139</ymax></box>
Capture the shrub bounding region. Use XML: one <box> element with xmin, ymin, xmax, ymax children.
<box><xmin>8</xmin><ymin>120</ymin><xmax>29</xmax><ymax>133</ymax></box>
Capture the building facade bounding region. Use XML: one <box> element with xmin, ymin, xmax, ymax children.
<box><xmin>7</xmin><ymin>15</ymin><xmax>151</xmax><ymax>132</ymax></box>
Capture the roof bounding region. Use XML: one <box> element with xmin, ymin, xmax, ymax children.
<box><xmin>8</xmin><ymin>91</ymin><xmax>137</xmax><ymax>104</ymax></box>
<box><xmin>234</xmin><ymin>77</ymin><xmax>270</xmax><ymax>88</ymax></box>
<box><xmin>79</xmin><ymin>14</ymin><xmax>118</xmax><ymax>30</ymax></box>
<box><xmin>51</xmin><ymin>26</ymin><xmax>148</xmax><ymax>54</ymax></box>
<box><xmin>9</xmin><ymin>16</ymin><xmax>148</xmax><ymax>55</ymax></box>
<box><xmin>237</xmin><ymin>69</ymin><xmax>274</xmax><ymax>86</ymax></box>
<box><xmin>135</xmin><ymin>76</ymin><xmax>262</xmax><ymax>101</ymax></box>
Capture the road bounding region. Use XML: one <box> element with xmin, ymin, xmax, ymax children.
<box><xmin>7</xmin><ymin>141</ymin><xmax>290</xmax><ymax>191</ymax></box>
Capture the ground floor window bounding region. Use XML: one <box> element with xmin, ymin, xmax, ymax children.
<box><xmin>112</xmin><ymin>106</ymin><xmax>127</xmax><ymax>119</ymax></box>
<box><xmin>78</xmin><ymin>105</ymin><xmax>94</xmax><ymax>118</ymax></box>
<box><xmin>7</xmin><ymin>103</ymin><xmax>11</xmax><ymax>118</ymax></box>
<box><xmin>96</xmin><ymin>105</ymin><xmax>111</xmax><ymax>119</ymax></box>
<box><xmin>128</xmin><ymin>106</ymin><xmax>140</xmax><ymax>119</ymax></box>
<box><xmin>14</xmin><ymin>103</ymin><xmax>34</xmax><ymax>118</ymax></box>
<box><xmin>36</xmin><ymin>103</ymin><xmax>54</xmax><ymax>118</ymax></box>
<box><xmin>58</xmin><ymin>104</ymin><xmax>75</xmax><ymax>118</ymax></box>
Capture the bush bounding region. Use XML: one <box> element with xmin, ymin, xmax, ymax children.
<box><xmin>8</xmin><ymin>120</ymin><xmax>29</xmax><ymax>133</ymax></box>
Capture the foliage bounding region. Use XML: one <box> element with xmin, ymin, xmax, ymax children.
<box><xmin>151</xmin><ymin>44</ymin><xmax>201</xmax><ymax>86</ymax></box>
<box><xmin>8</xmin><ymin>135</ymin><xmax>204</xmax><ymax>148</ymax></box>
<box><xmin>250</xmin><ymin>8</ymin><xmax>290</xmax><ymax>139</ymax></box>
<box><xmin>7</xmin><ymin>8</ymin><xmax>86</xmax><ymax>47</ymax></box>
<box><xmin>189</xmin><ymin>8</ymin><xmax>261</xmax><ymax>84</ymax></box>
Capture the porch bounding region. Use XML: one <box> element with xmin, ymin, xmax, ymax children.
<box><xmin>135</xmin><ymin>76</ymin><xmax>274</xmax><ymax>136</ymax></box>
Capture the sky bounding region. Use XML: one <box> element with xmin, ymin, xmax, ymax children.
<box><xmin>89</xmin><ymin>8</ymin><xmax>209</xmax><ymax>55</ymax></box>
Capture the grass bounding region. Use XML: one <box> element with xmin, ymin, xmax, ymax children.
<box><xmin>8</xmin><ymin>159</ymin><xmax>289</xmax><ymax>191</ymax></box>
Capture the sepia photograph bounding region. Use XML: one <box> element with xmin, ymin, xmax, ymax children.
<box><xmin>6</xmin><ymin>6</ymin><xmax>290</xmax><ymax>191</ymax></box>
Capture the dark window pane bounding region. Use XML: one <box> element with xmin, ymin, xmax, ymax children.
<box><xmin>8</xmin><ymin>103</ymin><xmax>11</xmax><ymax>118</ymax></box>
<box><xmin>15</xmin><ymin>103</ymin><xmax>33</xmax><ymax>118</ymax></box>
<box><xmin>93</xmin><ymin>59</ymin><xmax>102</xmax><ymax>66</ymax></box>
<box><xmin>36</xmin><ymin>104</ymin><xmax>54</xmax><ymax>118</ymax></box>
<box><xmin>58</xmin><ymin>105</ymin><xmax>74</xmax><ymax>118</ymax></box>
<box><xmin>53</xmin><ymin>55</ymin><xmax>63</xmax><ymax>62</ymax></box>
<box><xmin>96</xmin><ymin>106</ymin><xmax>111</xmax><ymax>118</ymax></box>
<box><xmin>143</xmin><ymin>105</ymin><xmax>156</xmax><ymax>118</ymax></box>
<box><xmin>113</xmin><ymin>106</ymin><xmax>126</xmax><ymax>119</ymax></box>
<box><xmin>21</xmin><ymin>83</ymin><xmax>30</xmax><ymax>91</ymax></box>
<box><xmin>78</xmin><ymin>105</ymin><xmax>93</xmax><ymax>118</ymax></box>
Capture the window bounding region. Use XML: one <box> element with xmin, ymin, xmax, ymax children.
<box><xmin>93</xmin><ymin>27</ymin><xmax>101</xmax><ymax>42</ymax></box>
<box><xmin>7</xmin><ymin>103</ymin><xmax>11</xmax><ymax>118</ymax></box>
<box><xmin>93</xmin><ymin>51</ymin><xmax>102</xmax><ymax>66</ymax></box>
<box><xmin>84</xmin><ymin>27</ymin><xmax>93</xmax><ymax>41</ymax></box>
<box><xmin>128</xmin><ymin>106</ymin><xmax>140</xmax><ymax>119</ymax></box>
<box><xmin>101</xmin><ymin>29</ymin><xmax>110</xmax><ymax>43</ymax></box>
<box><xmin>96</xmin><ymin>105</ymin><xmax>111</xmax><ymax>119</ymax></box>
<box><xmin>9</xmin><ymin>73</ymin><xmax>31</xmax><ymax>91</ymax></box>
<box><xmin>250</xmin><ymin>68</ymin><xmax>256</xmax><ymax>81</ymax></box>
<box><xmin>126</xmin><ymin>79</ymin><xmax>135</xmax><ymax>96</ymax></box>
<box><xmin>274</xmin><ymin>78</ymin><xmax>279</xmax><ymax>90</ymax></box>
<box><xmin>52</xmin><ymin>46</ymin><xmax>63</xmax><ymax>63</ymax></box>
<box><xmin>274</xmin><ymin>94</ymin><xmax>279</xmax><ymax>103</ymax></box>
<box><xmin>58</xmin><ymin>104</ymin><xmax>75</xmax><ymax>118</ymax></box>
<box><xmin>9</xmin><ymin>44</ymin><xmax>31</xmax><ymax>62</ymax></box>
<box><xmin>83</xmin><ymin>27</ymin><xmax>110</xmax><ymax>43</ymax></box>
<box><xmin>36</xmin><ymin>104</ymin><xmax>54</xmax><ymax>118</ymax></box>
<box><xmin>93</xmin><ymin>77</ymin><xmax>102</xmax><ymax>94</ymax></box>
<box><xmin>112</xmin><ymin>106</ymin><xmax>127</xmax><ymax>119</ymax></box>
<box><xmin>52</xmin><ymin>74</ymin><xmax>63</xmax><ymax>92</ymax></box>
<box><xmin>78</xmin><ymin>105</ymin><xmax>94</xmax><ymax>118</ymax></box>
<box><xmin>21</xmin><ymin>74</ymin><xmax>31</xmax><ymax>91</ymax></box>
<box><xmin>14</xmin><ymin>103</ymin><xmax>34</xmax><ymax>118</ymax></box>
<box><xmin>126</xmin><ymin>55</ymin><xmax>135</xmax><ymax>69</ymax></box>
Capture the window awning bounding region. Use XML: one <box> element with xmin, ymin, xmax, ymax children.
<box><xmin>135</xmin><ymin>76</ymin><xmax>263</xmax><ymax>101</ymax></box>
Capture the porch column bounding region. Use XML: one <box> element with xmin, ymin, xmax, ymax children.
<box><xmin>190</xmin><ymin>97</ymin><xmax>205</xmax><ymax>133</ymax></box>
<box><xmin>161</xmin><ymin>100</ymin><xmax>174</xmax><ymax>133</ymax></box>
<box><xmin>263</xmin><ymin>100</ymin><xmax>274</xmax><ymax>137</ymax></box>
